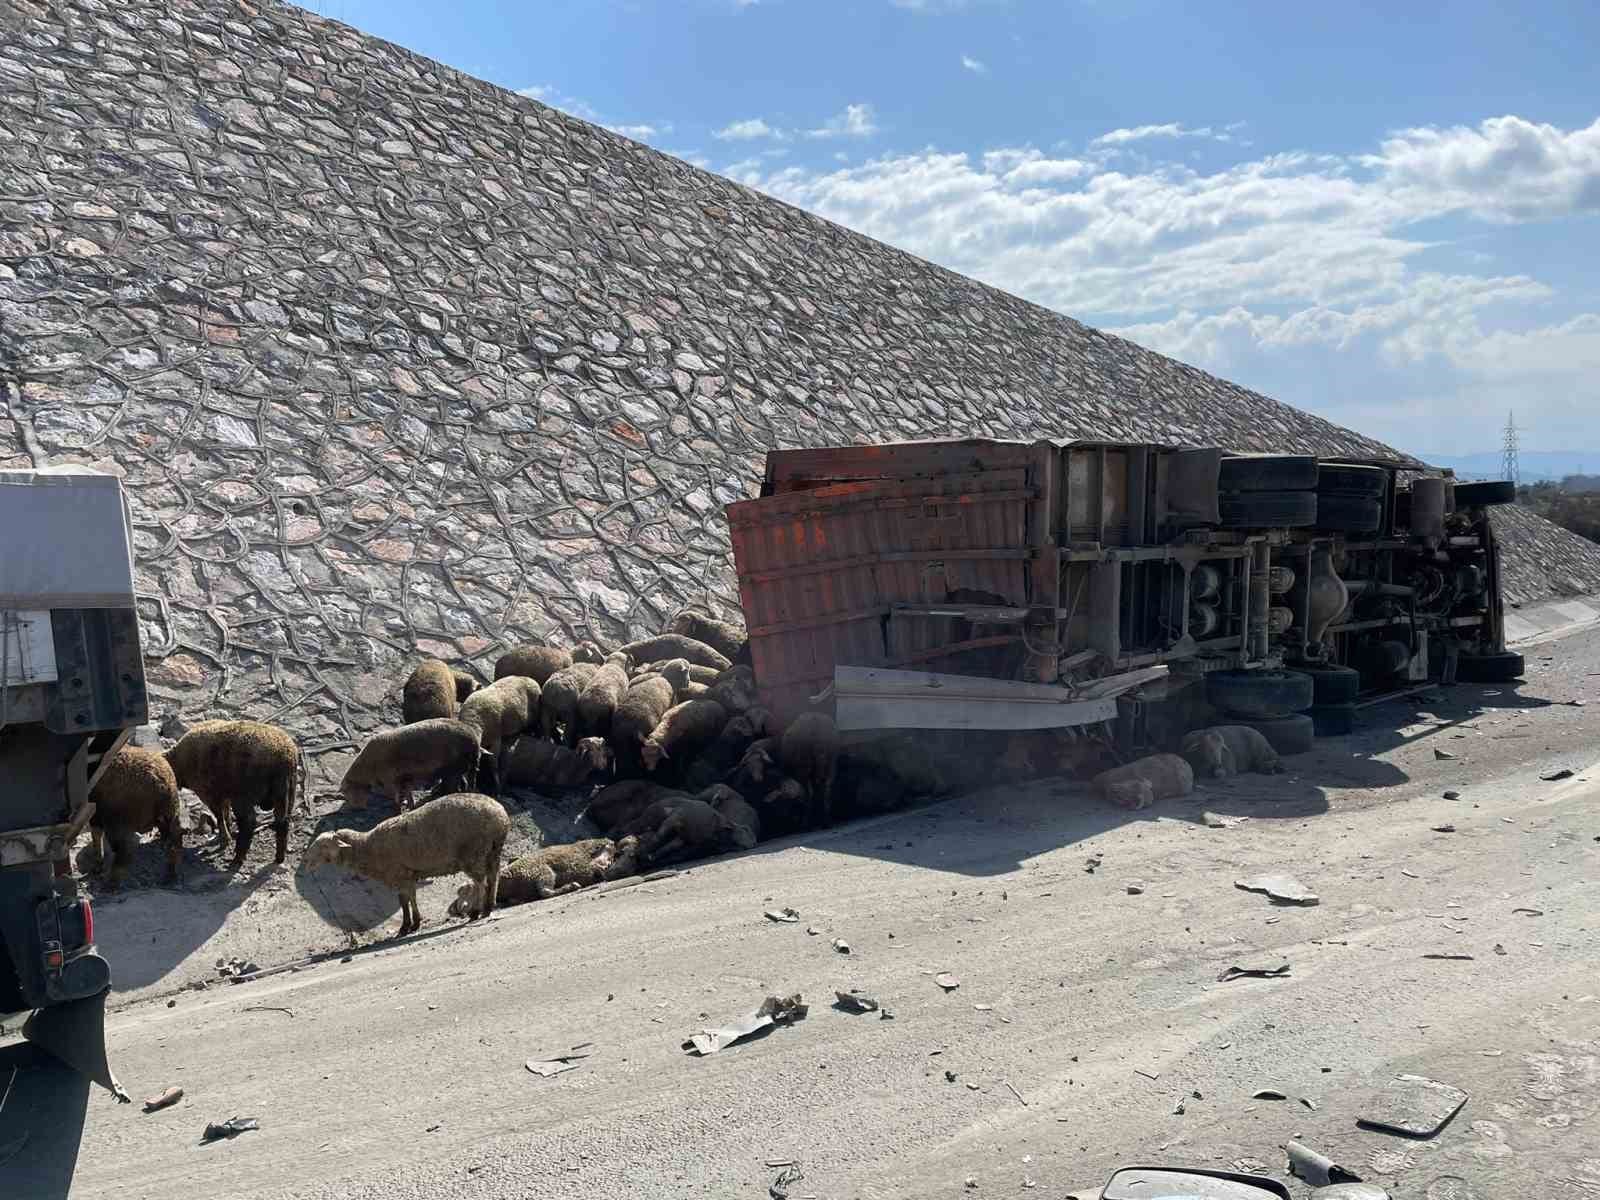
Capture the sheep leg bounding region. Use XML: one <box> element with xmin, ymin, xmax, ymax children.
<box><xmin>476</xmin><ymin>841</ymin><xmax>504</xmax><ymax>917</ymax></box>
<box><xmin>230</xmin><ymin>800</ymin><xmax>256</xmax><ymax>869</ymax></box>
<box><xmin>91</xmin><ymin>828</ymin><xmax>109</xmax><ymax>876</ymax></box>
<box><xmin>396</xmin><ymin>888</ymin><xmax>419</xmax><ymax>937</ymax></box>
<box><xmin>271</xmin><ymin>775</ymin><xmax>291</xmax><ymax>864</ymax></box>
<box><xmin>107</xmin><ymin>831</ymin><xmax>134</xmax><ymax>889</ymax></box>
<box><xmin>205</xmin><ymin>795</ymin><xmax>232</xmax><ymax>851</ymax></box>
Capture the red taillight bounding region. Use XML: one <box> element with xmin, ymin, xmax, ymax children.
<box><xmin>79</xmin><ymin>897</ymin><xmax>94</xmax><ymax>946</ymax></box>
<box><xmin>45</xmin><ymin>949</ymin><xmax>64</xmax><ymax>970</ymax></box>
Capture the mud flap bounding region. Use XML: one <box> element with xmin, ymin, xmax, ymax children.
<box><xmin>22</xmin><ymin>989</ymin><xmax>129</xmax><ymax>1103</ymax></box>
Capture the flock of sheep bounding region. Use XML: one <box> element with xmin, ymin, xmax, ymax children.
<box><xmin>86</xmin><ymin>610</ymin><xmax>884</xmax><ymax>939</ymax></box>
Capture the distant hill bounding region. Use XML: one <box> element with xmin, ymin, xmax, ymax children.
<box><xmin>1425</xmin><ymin>451</ymin><xmax>1600</xmax><ymax>482</ymax></box>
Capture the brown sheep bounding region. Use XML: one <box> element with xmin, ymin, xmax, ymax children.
<box><xmin>402</xmin><ymin>659</ymin><xmax>458</xmax><ymax>724</ymax></box>
<box><xmin>303</xmin><ymin>793</ymin><xmax>509</xmax><ymax>938</ymax></box>
<box><xmin>779</xmin><ymin>713</ymin><xmax>839</xmax><ymax>826</ymax></box>
<box><xmin>682</xmin><ymin>707</ymin><xmax>772</xmax><ymax>791</ymax></box>
<box><xmin>1092</xmin><ymin>753</ymin><xmax>1194</xmax><ymax>810</ymax></box>
<box><xmin>503</xmin><ymin>735</ymin><xmax>613</xmax><ymax>790</ymax></box>
<box><xmin>707</xmin><ymin>784</ymin><xmax>761</xmax><ymax>843</ymax></box>
<box><xmin>617</xmin><ymin>633</ymin><xmax>730</xmax><ymax>672</ymax></box>
<box><xmin>669</xmin><ymin>610</ymin><xmax>748</xmax><ymax>663</ymax></box>
<box><xmin>452</xmin><ymin>670</ymin><xmax>479</xmax><ymax>703</ymax></box>
<box><xmin>584</xmin><ymin>779</ymin><xmax>690</xmax><ymax>836</ymax></box>
<box><xmin>493</xmin><ymin>643</ymin><xmax>571</xmax><ymax>684</ymax></box>
<box><xmin>459</xmin><ymin>676</ymin><xmax>542</xmax><ymax>762</ymax></box>
<box><xmin>706</xmin><ymin>664</ymin><xmax>758</xmax><ymax>715</ymax></box>
<box><xmin>89</xmin><ymin>746</ymin><xmax>182</xmax><ymax>886</ymax></box>
<box><xmin>633</xmin><ymin>797</ymin><xmax>757</xmax><ymax>866</ymax></box>
<box><xmin>166</xmin><ymin>721</ymin><xmax>302</xmax><ymax>869</ymax></box>
<box><xmin>539</xmin><ymin>662</ymin><xmax>599</xmax><ymax>745</ymax></box>
<box><xmin>1180</xmin><ymin>725</ymin><xmax>1283</xmax><ymax>779</ymax></box>
<box><xmin>610</xmin><ymin>675</ymin><xmax>677</xmax><ymax>775</ymax></box>
<box><xmin>576</xmin><ymin>650</ymin><xmax>633</xmax><ymax>739</ymax></box>
<box><xmin>449</xmin><ymin>837</ymin><xmax>620</xmax><ymax>913</ymax></box>
<box><xmin>641</xmin><ymin>699</ymin><xmax>729</xmax><ymax>777</ymax></box>
<box><xmin>340</xmin><ymin>719</ymin><xmax>482</xmax><ymax>811</ymax></box>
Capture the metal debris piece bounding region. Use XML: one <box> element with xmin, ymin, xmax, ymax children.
<box><xmin>1004</xmin><ymin>1079</ymin><xmax>1028</xmax><ymax>1106</ymax></box>
<box><xmin>806</xmin><ymin>926</ymin><xmax>821</xmax><ymax>936</ymax></box>
<box><xmin>1357</xmin><ymin>1073</ymin><xmax>1469</xmax><ymax>1138</ymax></box>
<box><xmin>833</xmin><ymin>991</ymin><xmax>879</xmax><ymax>1013</ymax></box>
<box><xmin>973</xmin><ymin>1003</ymin><xmax>993</xmax><ymax>1012</ymax></box>
<box><xmin>1134</xmin><ymin>1068</ymin><xmax>1160</xmax><ymax>1080</ymax></box>
<box><xmin>1422</xmin><ymin>953</ymin><xmax>1475</xmax><ymax>961</ymax></box>
<box><xmin>1430</xmin><ymin>824</ymin><xmax>1456</xmax><ymax>833</ymax></box>
<box><xmin>200</xmin><ymin>1116</ymin><xmax>260</xmax><ymax>1142</ymax></box>
<box><xmin>1401</xmin><ymin>869</ymin><xmax>1420</xmax><ymax>878</ymax></box>
<box><xmin>1300</xmin><ymin>1095</ymin><xmax>1318</xmax><ymax>1110</ymax></box>
<box><xmin>684</xmin><ymin>994</ymin><xmax>808</xmax><ymax>1056</ymax></box>
<box><xmin>1285</xmin><ymin>1139</ymin><xmax>1363</xmax><ymax>1187</ymax></box>
<box><xmin>1084</xmin><ymin>854</ymin><xmax>1102</xmax><ymax>873</ymax></box>
<box><xmin>934</xmin><ymin>972</ymin><xmax>961</xmax><ymax>991</ymax></box>
<box><xmin>764</xmin><ymin>908</ymin><xmax>800</xmax><ymax>923</ymax></box>
<box><xmin>1252</xmin><ymin>1089</ymin><xmax>1287</xmax><ymax>1100</ymax></box>
<box><xmin>1512</xmin><ymin>907</ymin><xmax>1543</xmax><ymax>916</ymax></box>
<box><xmin>1235</xmin><ymin>873</ymin><xmax>1319</xmax><ymax>906</ymax></box>
<box><xmin>1540</xmin><ymin>768</ymin><xmax>1574</xmax><ymax>781</ymax></box>
<box><xmin>1172</xmin><ymin>1097</ymin><xmax>1185</xmax><ymax>1114</ymax></box>
<box><xmin>1217</xmin><ymin>962</ymin><xmax>1291</xmax><ymax>982</ymax></box>
<box><xmin>832</xmin><ymin>938</ymin><xmax>850</xmax><ymax>955</ymax></box>
<box><xmin>769</xmin><ymin>1161</ymin><xmax>805</xmax><ymax>1200</ymax></box>
<box><xmin>1442</xmin><ymin>790</ymin><xmax>1461</xmax><ymax>800</ymax></box>
<box><xmin>1434</xmin><ymin>749</ymin><xmax>1455</xmax><ymax>760</ymax></box>
<box><xmin>1126</xmin><ymin>882</ymin><xmax>1144</xmax><ymax>895</ymax></box>
<box><xmin>1202</xmin><ymin>812</ymin><xmax>1248</xmax><ymax>829</ymax></box>
<box><xmin>1493</xmin><ymin>943</ymin><xmax>1507</xmax><ymax>955</ymax></box>
<box><xmin>525</xmin><ymin>1049</ymin><xmax>591</xmax><ymax>1078</ymax></box>
<box><xmin>143</xmin><ymin>1086</ymin><xmax>183</xmax><ymax>1113</ymax></box>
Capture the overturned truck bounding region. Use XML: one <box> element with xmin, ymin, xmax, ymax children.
<box><xmin>728</xmin><ymin>440</ymin><xmax>1519</xmax><ymax>755</ymax></box>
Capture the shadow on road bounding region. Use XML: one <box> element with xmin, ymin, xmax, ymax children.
<box><xmin>0</xmin><ymin>1041</ymin><xmax>89</xmax><ymax>1200</ymax></box>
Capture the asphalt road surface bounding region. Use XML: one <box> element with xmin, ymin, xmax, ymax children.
<box><xmin>5</xmin><ymin>629</ymin><xmax>1599</xmax><ymax>1199</ymax></box>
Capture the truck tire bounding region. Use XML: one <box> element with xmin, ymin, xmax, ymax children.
<box><xmin>1457</xmin><ymin>650</ymin><xmax>1524</xmax><ymax>682</ymax></box>
<box><xmin>1297</xmin><ymin>664</ymin><xmax>1360</xmax><ymax>704</ymax></box>
<box><xmin>1206</xmin><ymin>669</ymin><xmax>1314</xmax><ymax>719</ymax></box>
<box><xmin>1219</xmin><ymin>455</ymin><xmax>1319</xmax><ymax>492</ymax></box>
<box><xmin>1314</xmin><ymin>494</ymin><xmax>1382</xmax><ymax>533</ymax></box>
<box><xmin>1453</xmin><ymin>480</ymin><xmax>1517</xmax><ymax>507</ymax></box>
<box><xmin>1316</xmin><ymin>463</ymin><xmax>1388</xmax><ymax>497</ymax></box>
<box><xmin>1241</xmin><ymin>713</ymin><xmax>1316</xmax><ymax>755</ymax></box>
<box><xmin>1309</xmin><ymin>703</ymin><xmax>1356</xmax><ymax>737</ymax></box>
<box><xmin>1218</xmin><ymin>490</ymin><xmax>1318</xmax><ymax>529</ymax></box>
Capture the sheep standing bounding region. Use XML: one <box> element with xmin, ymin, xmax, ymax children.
<box><xmin>618</xmin><ymin>633</ymin><xmax>730</xmax><ymax>672</ymax></box>
<box><xmin>167</xmin><ymin>720</ymin><xmax>302</xmax><ymax>869</ymax></box>
<box><xmin>340</xmin><ymin>719</ymin><xmax>481</xmax><ymax>810</ymax></box>
<box><xmin>452</xmin><ymin>670</ymin><xmax>479</xmax><ymax>704</ymax></box>
<box><xmin>1092</xmin><ymin>753</ymin><xmax>1194</xmax><ymax>810</ymax></box>
<box><xmin>303</xmin><ymin>793</ymin><xmax>510</xmax><ymax>938</ymax></box>
<box><xmin>669</xmin><ymin>610</ymin><xmax>748</xmax><ymax>663</ymax></box>
<box><xmin>576</xmin><ymin>650</ymin><xmax>633</xmax><ymax>740</ymax></box>
<box><xmin>610</xmin><ymin>675</ymin><xmax>676</xmax><ymax>775</ymax></box>
<box><xmin>779</xmin><ymin>713</ymin><xmax>840</xmax><ymax>827</ymax></box>
<box><xmin>503</xmin><ymin>736</ymin><xmax>612</xmax><ymax>790</ymax></box>
<box><xmin>402</xmin><ymin>659</ymin><xmax>459</xmax><ymax>723</ymax></box>
<box><xmin>459</xmin><ymin>676</ymin><xmax>542</xmax><ymax>765</ymax></box>
<box><xmin>494</xmin><ymin>643</ymin><xmax>571</xmax><ymax>685</ymax></box>
<box><xmin>539</xmin><ymin>662</ymin><xmax>599</xmax><ymax>745</ymax></box>
<box><xmin>89</xmin><ymin>746</ymin><xmax>182</xmax><ymax>886</ymax></box>
<box><xmin>641</xmin><ymin>699</ymin><xmax>729</xmax><ymax>782</ymax></box>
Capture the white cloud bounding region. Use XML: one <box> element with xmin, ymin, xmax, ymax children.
<box><xmin>1091</xmin><ymin>122</ymin><xmax>1237</xmax><ymax>148</ymax></box>
<box><xmin>609</xmin><ymin>122</ymin><xmax>671</xmax><ymax>140</ymax></box>
<box><xmin>806</xmin><ymin>103</ymin><xmax>879</xmax><ymax>139</ymax></box>
<box><xmin>715</xmin><ymin>117</ymin><xmax>786</xmax><ymax>141</ymax></box>
<box><xmin>961</xmin><ymin>54</ymin><xmax>987</xmax><ymax>74</ymax></box>
<box><xmin>732</xmin><ymin>114</ymin><xmax>1600</xmax><ymax>450</ymax></box>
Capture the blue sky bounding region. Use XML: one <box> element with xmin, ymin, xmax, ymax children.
<box><xmin>313</xmin><ymin>0</ymin><xmax>1600</xmax><ymax>459</ymax></box>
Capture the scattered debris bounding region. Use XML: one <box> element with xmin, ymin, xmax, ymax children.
<box><xmin>833</xmin><ymin>991</ymin><xmax>879</xmax><ymax>1014</ymax></box>
<box><xmin>684</xmin><ymin>994</ymin><xmax>808</xmax><ymax>1056</ymax></box>
<box><xmin>1357</xmin><ymin>1073</ymin><xmax>1468</xmax><ymax>1138</ymax></box>
<box><xmin>934</xmin><ymin>972</ymin><xmax>961</xmax><ymax>991</ymax></box>
<box><xmin>214</xmin><ymin>956</ymin><xmax>260</xmax><ymax>980</ymax></box>
<box><xmin>1084</xmin><ymin>854</ymin><xmax>1102</xmax><ymax>874</ymax></box>
<box><xmin>241</xmin><ymin>1005</ymin><xmax>294</xmax><ymax>1018</ymax></box>
<box><xmin>1422</xmin><ymin>953</ymin><xmax>1475</xmax><ymax>961</ymax></box>
<box><xmin>1217</xmin><ymin>962</ymin><xmax>1291</xmax><ymax>982</ymax></box>
<box><xmin>1442</xmin><ymin>790</ymin><xmax>1461</xmax><ymax>800</ymax></box>
<box><xmin>1134</xmin><ymin>1068</ymin><xmax>1160</xmax><ymax>1081</ymax></box>
<box><xmin>1126</xmin><ymin>882</ymin><xmax>1145</xmax><ymax>895</ymax></box>
<box><xmin>1433</xmin><ymin>749</ymin><xmax>1455</xmax><ymax>760</ymax></box>
<box><xmin>200</xmin><ymin>1116</ymin><xmax>260</xmax><ymax>1142</ymax></box>
<box><xmin>1235</xmin><ymin>873</ymin><xmax>1319</xmax><ymax>906</ymax></box>
<box><xmin>1430</xmin><ymin>824</ymin><xmax>1456</xmax><ymax>833</ymax></box>
<box><xmin>832</xmin><ymin>938</ymin><xmax>851</xmax><ymax>955</ymax></box>
<box><xmin>1172</xmin><ymin>1097</ymin><xmax>1185</xmax><ymax>1115</ymax></box>
<box><xmin>1541</xmin><ymin>768</ymin><xmax>1575</xmax><ymax>781</ymax></box>
<box><xmin>1512</xmin><ymin>907</ymin><xmax>1544</xmax><ymax>916</ymax></box>
<box><xmin>1285</xmin><ymin>1139</ymin><xmax>1362</xmax><ymax>1187</ymax></box>
<box><xmin>1300</xmin><ymin>1096</ymin><xmax>1318</xmax><ymax>1111</ymax></box>
<box><xmin>526</xmin><ymin>1047</ymin><xmax>594</xmax><ymax>1077</ymax></box>
<box><xmin>1004</xmin><ymin>1080</ymin><xmax>1028</xmax><ymax>1107</ymax></box>
<box><xmin>1401</xmin><ymin>869</ymin><xmax>1420</xmax><ymax>879</ymax></box>
<box><xmin>945</xmin><ymin>1070</ymin><xmax>958</xmax><ymax>1083</ymax></box>
<box><xmin>769</xmin><ymin>1161</ymin><xmax>805</xmax><ymax>1200</ymax></box>
<box><xmin>806</xmin><ymin>926</ymin><xmax>821</xmax><ymax>936</ymax></box>
<box><xmin>1202</xmin><ymin>812</ymin><xmax>1248</xmax><ymax>829</ymax></box>
<box><xmin>1252</xmin><ymin>1089</ymin><xmax>1287</xmax><ymax>1101</ymax></box>
<box><xmin>1493</xmin><ymin>943</ymin><xmax>1507</xmax><ymax>956</ymax></box>
<box><xmin>764</xmin><ymin>908</ymin><xmax>800</xmax><ymax>923</ymax></box>
<box><xmin>973</xmin><ymin>1003</ymin><xmax>993</xmax><ymax>1012</ymax></box>
<box><xmin>143</xmin><ymin>1086</ymin><xmax>183</xmax><ymax>1113</ymax></box>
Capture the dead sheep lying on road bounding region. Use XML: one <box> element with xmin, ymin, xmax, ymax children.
<box><xmin>1092</xmin><ymin>753</ymin><xmax>1195</xmax><ymax>811</ymax></box>
<box><xmin>89</xmin><ymin>746</ymin><xmax>182</xmax><ymax>886</ymax></box>
<box><xmin>1180</xmin><ymin>725</ymin><xmax>1283</xmax><ymax>779</ymax></box>
<box><xmin>447</xmin><ymin>837</ymin><xmax>635</xmax><ymax>915</ymax></box>
<box><xmin>641</xmin><ymin>699</ymin><xmax>729</xmax><ymax>779</ymax></box>
<box><xmin>402</xmin><ymin>658</ymin><xmax>460</xmax><ymax>724</ymax></box>
<box><xmin>340</xmin><ymin>718</ymin><xmax>483</xmax><ymax>811</ymax></box>
<box><xmin>668</xmin><ymin>610</ymin><xmax>748</xmax><ymax>663</ymax></box>
<box><xmin>779</xmin><ymin>712</ymin><xmax>840</xmax><ymax>826</ymax></box>
<box><xmin>617</xmin><ymin>633</ymin><xmax>730</xmax><ymax>673</ymax></box>
<box><xmin>576</xmin><ymin>651</ymin><xmax>633</xmax><ymax>739</ymax></box>
<box><xmin>167</xmin><ymin>720</ymin><xmax>302</xmax><ymax>868</ymax></box>
<box><xmin>503</xmin><ymin>735</ymin><xmax>612</xmax><ymax>790</ymax></box>
<box><xmin>539</xmin><ymin>662</ymin><xmax>599</xmax><ymax>745</ymax></box>
<box><xmin>459</xmin><ymin>676</ymin><xmax>542</xmax><ymax>762</ymax></box>
<box><xmin>625</xmin><ymin>793</ymin><xmax>757</xmax><ymax>866</ymax></box>
<box><xmin>304</xmin><ymin>792</ymin><xmax>510</xmax><ymax>938</ymax></box>
<box><xmin>609</xmin><ymin>676</ymin><xmax>677</xmax><ymax>775</ymax></box>
<box><xmin>584</xmin><ymin>778</ymin><xmax>688</xmax><ymax>836</ymax></box>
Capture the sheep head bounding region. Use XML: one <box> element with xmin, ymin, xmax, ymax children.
<box><xmin>573</xmin><ymin>641</ymin><xmax>606</xmax><ymax>664</ymax></box>
<box><xmin>640</xmin><ymin>739</ymin><xmax>668</xmax><ymax>770</ymax></box>
<box><xmin>303</xmin><ymin>830</ymin><xmax>358</xmax><ymax>871</ymax></box>
<box><xmin>701</xmin><ymin>784</ymin><xmax>742</xmax><ymax>813</ymax></box>
<box><xmin>717</xmin><ymin>815</ymin><xmax>758</xmax><ymax>852</ymax></box>
<box><xmin>576</xmin><ymin>737</ymin><xmax>613</xmax><ymax>774</ymax></box>
<box><xmin>604</xmin><ymin>835</ymin><xmax>640</xmax><ymax>881</ymax></box>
